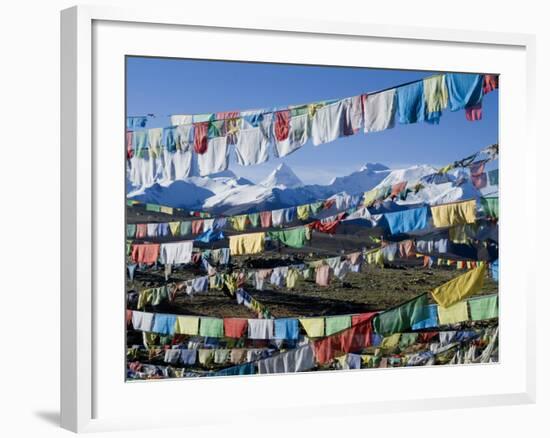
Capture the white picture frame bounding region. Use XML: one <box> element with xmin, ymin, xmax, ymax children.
<box><xmin>60</xmin><ymin>4</ymin><xmax>536</xmax><ymax>433</ymax></box>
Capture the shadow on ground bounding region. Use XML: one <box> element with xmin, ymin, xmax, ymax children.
<box><xmin>34</xmin><ymin>411</ymin><xmax>59</xmax><ymax>427</ymax></box>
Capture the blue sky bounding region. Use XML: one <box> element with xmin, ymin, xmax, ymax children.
<box><xmin>126</xmin><ymin>57</ymin><xmax>498</xmax><ymax>185</ymax></box>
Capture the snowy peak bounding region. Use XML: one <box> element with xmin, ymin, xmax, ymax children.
<box><xmin>376</xmin><ymin>164</ymin><xmax>439</xmax><ymax>188</ymax></box>
<box><xmin>260</xmin><ymin>163</ymin><xmax>303</xmax><ymax>188</ymax></box>
<box><xmin>357</xmin><ymin>162</ymin><xmax>390</xmax><ymax>173</ymax></box>
<box><xmin>326</xmin><ymin>163</ymin><xmax>391</xmax><ymax>195</ymax></box>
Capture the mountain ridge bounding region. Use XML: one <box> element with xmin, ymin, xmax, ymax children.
<box><xmin>127</xmin><ymin>162</ymin><xmax>479</xmax><ymax>214</ymax></box>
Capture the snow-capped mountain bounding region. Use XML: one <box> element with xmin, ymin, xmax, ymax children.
<box><xmin>127</xmin><ymin>170</ymin><xmax>254</xmax><ymax>209</ymax></box>
<box><xmin>260</xmin><ymin>163</ymin><xmax>303</xmax><ymax>189</ymax></box>
<box><xmin>325</xmin><ymin>163</ymin><xmax>391</xmax><ymax>194</ymax></box>
<box><xmin>127</xmin><ymin>161</ymin><xmax>483</xmax><ymax>214</ymax></box>
<box><xmin>376</xmin><ymin>164</ymin><xmax>438</xmax><ymax>187</ymax></box>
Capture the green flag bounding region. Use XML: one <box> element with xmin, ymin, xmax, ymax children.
<box><xmin>146</xmin><ymin>204</ymin><xmax>161</xmax><ymax>213</ymax></box>
<box><xmin>268</xmin><ymin>227</ymin><xmax>310</xmax><ymax>249</ymax></box>
<box><xmin>468</xmin><ymin>294</ymin><xmax>498</xmax><ymax>320</ymax></box>
<box><xmin>325</xmin><ymin>315</ymin><xmax>352</xmax><ymax>336</ymax></box>
<box><xmin>480</xmin><ymin>197</ymin><xmax>499</xmax><ymax>219</ymax></box>
<box><xmin>248</xmin><ymin>212</ymin><xmax>260</xmax><ymax>228</ymax></box>
<box><xmin>126</xmin><ymin>224</ymin><xmax>136</xmax><ymax>238</ymax></box>
<box><xmin>199</xmin><ymin>317</ymin><xmax>224</xmax><ymax>338</ymax></box>
<box><xmin>373</xmin><ymin>294</ymin><xmax>429</xmax><ymax>335</ymax></box>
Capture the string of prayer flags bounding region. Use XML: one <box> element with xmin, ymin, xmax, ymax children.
<box><xmin>128</xmin><ymin>326</ymin><xmax>498</xmax><ymax>379</ymax></box>
<box><xmin>437</xmin><ymin>144</ymin><xmax>498</xmax><ymax>175</ymax></box>
<box><xmin>127</xmin><ymin>73</ymin><xmax>497</xmax><ymax>186</ymax></box>
<box><xmin>431</xmin><ymin>264</ymin><xmax>486</xmax><ymax>308</ymax></box>
<box><xmin>454</xmin><ymin>260</ymin><xmax>486</xmax><ymax>270</ymax></box>
<box><xmin>127</xmin><ymin>293</ymin><xmax>497</xmax><ymax>343</ymax></box>
<box><xmin>127</xmin><ymin>199</ymin><xmax>212</xmax><ymax>218</ymax></box>
<box><xmin>235</xmin><ymin>289</ymin><xmax>272</xmax><ymax>319</ymax></box>
<box><xmin>145</xmin><ymin>204</ymin><xmax>161</xmax><ymax>213</ymax></box>
<box><xmin>128</xmin><ymin>193</ymin><xmax>358</xmax><ymax>239</ymax></box>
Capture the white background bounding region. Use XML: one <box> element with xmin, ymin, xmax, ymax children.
<box><xmin>0</xmin><ymin>0</ymin><xmax>546</xmax><ymax>437</ymax></box>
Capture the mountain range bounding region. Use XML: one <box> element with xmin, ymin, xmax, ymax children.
<box><xmin>127</xmin><ymin>162</ymin><xmax>481</xmax><ymax>215</ymax></box>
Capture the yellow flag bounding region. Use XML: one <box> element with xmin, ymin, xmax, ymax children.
<box><xmin>230</xmin><ymin>214</ymin><xmax>249</xmax><ymax>231</ymax></box>
<box><xmin>168</xmin><ymin>221</ymin><xmax>181</xmax><ymax>236</ymax></box>
<box><xmin>299</xmin><ymin>318</ymin><xmax>325</xmax><ymax>337</ymax></box>
<box><xmin>431</xmin><ymin>264</ymin><xmax>486</xmax><ymax>308</ymax></box>
<box><xmin>437</xmin><ymin>164</ymin><xmax>454</xmax><ymax>174</ymax></box>
<box><xmin>229</xmin><ymin>232</ymin><xmax>265</xmax><ymax>255</ymax></box>
<box><xmin>174</xmin><ymin>316</ymin><xmax>199</xmax><ymax>335</ymax></box>
<box><xmin>297</xmin><ymin>204</ymin><xmax>310</xmax><ymax>221</ymax></box>
<box><xmin>437</xmin><ymin>301</ymin><xmax>469</xmax><ymax>324</ymax></box>
<box><xmin>335</xmin><ymin>355</ymin><xmax>347</xmax><ymax>369</ymax></box>
<box><xmin>381</xmin><ymin>333</ymin><xmax>401</xmax><ymax>349</ymax></box>
<box><xmin>363</xmin><ymin>189</ymin><xmax>378</xmax><ymax>207</ymax></box>
<box><xmin>430</xmin><ymin>199</ymin><xmax>477</xmax><ymax>228</ymax></box>
<box><xmin>423</xmin><ymin>74</ymin><xmax>448</xmax><ymax>113</ymax></box>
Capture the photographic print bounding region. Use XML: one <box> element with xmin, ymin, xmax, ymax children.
<box><xmin>125</xmin><ymin>58</ymin><xmax>499</xmax><ymax>380</ymax></box>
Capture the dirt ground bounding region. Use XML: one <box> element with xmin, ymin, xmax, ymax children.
<box><xmin>129</xmin><ymin>261</ymin><xmax>496</xmax><ymax>318</ymax></box>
